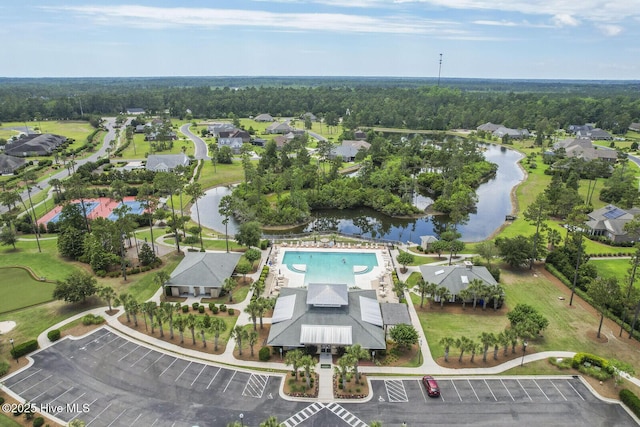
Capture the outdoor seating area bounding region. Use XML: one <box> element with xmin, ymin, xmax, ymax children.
<box><xmin>275</xmin><ymin>239</ymin><xmax>384</xmax><ymax>249</ymax></box>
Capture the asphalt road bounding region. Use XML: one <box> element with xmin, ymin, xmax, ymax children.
<box><xmin>2</xmin><ymin>328</ymin><xmax>636</xmax><ymax>427</ymax></box>
<box><xmin>181</xmin><ymin>123</ymin><xmax>209</xmax><ymax>160</ymax></box>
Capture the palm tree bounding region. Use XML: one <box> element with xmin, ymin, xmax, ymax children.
<box><xmin>256</xmin><ymin>297</ymin><xmax>272</xmax><ymax>329</ymax></box>
<box><xmin>392</xmin><ymin>280</ymin><xmax>407</xmax><ymax>299</ymax></box>
<box><xmin>248</xmin><ymin>329</ymin><xmax>258</xmax><ymax>357</ymax></box>
<box><xmin>547</xmin><ymin>228</ymin><xmax>562</xmax><ymax>251</ymax></box>
<box><xmin>456</xmin><ymin>336</ymin><xmax>471</xmax><ymax>362</ymax></box>
<box><xmin>117</xmin><ymin>293</ymin><xmax>132</xmax><ymax>323</ymax></box>
<box><xmin>98</xmin><ymin>286</ymin><xmax>117</xmax><ymax>312</ymax></box>
<box><xmin>346</xmin><ymin>344</ymin><xmax>370</xmax><ymax>384</ymax></box>
<box><xmin>439</xmin><ymin>337</ymin><xmax>455</xmax><ymax>363</ymax></box>
<box><xmin>161</xmin><ymin>302</ymin><xmax>175</xmax><ymax>340</ymax></box>
<box><xmin>198</xmin><ymin>314</ymin><xmax>211</xmax><ymax>348</ymax></box>
<box><xmin>259</xmin><ymin>416</ymin><xmax>279</xmax><ymax>427</ymax></box>
<box><xmin>142</xmin><ymin>301</ymin><xmax>156</xmax><ymax>334</ymax></box>
<box><xmin>414</xmin><ymin>278</ymin><xmax>430</xmax><ymax>308</ymax></box>
<box><xmin>154</xmin><ymin>304</ymin><xmax>165</xmax><ymax>338</ymax></box>
<box><xmin>479</xmin><ymin>332</ymin><xmax>496</xmax><ymax>363</ymax></box>
<box><xmin>489</xmin><ymin>284</ymin><xmax>505</xmax><ymax>311</ymax></box>
<box><xmin>174</xmin><ymin>314</ymin><xmax>186</xmax><ymax>344</ymax></box>
<box><xmin>470</xmin><ymin>341</ymin><xmax>481</xmax><ymax>363</ymax></box>
<box><xmin>223</xmin><ymin>277</ymin><xmax>237</xmax><ymax>302</ymax></box>
<box><xmin>154</xmin><ymin>271</ymin><xmax>171</xmax><ymax>300</ymax></box>
<box><xmin>186</xmin><ymin>313</ymin><xmax>197</xmax><ymax>345</ymax></box>
<box><xmin>231</xmin><ymin>325</ymin><xmax>248</xmax><ymax>356</ymax></box>
<box><xmin>127</xmin><ymin>298</ymin><xmax>140</xmax><ymax>327</ymax></box>
<box><xmin>185</xmin><ymin>182</ymin><xmax>205</xmax><ymax>250</ymax></box>
<box><xmin>468</xmin><ymin>279</ymin><xmax>484</xmax><ymax>310</ymax></box>
<box><xmin>209</xmin><ymin>317</ymin><xmax>227</xmax><ymax>351</ymax></box>
<box><xmin>244</xmin><ymin>300</ymin><xmax>260</xmax><ymax>331</ymax></box>
<box><xmin>284</xmin><ymin>349</ymin><xmax>303</xmax><ymax>380</ymax></box>
<box><xmin>497</xmin><ymin>331</ymin><xmax>510</xmax><ymax>357</ymax></box>
<box><xmin>458</xmin><ymin>288</ymin><xmax>472</xmax><ymax>310</ymax></box>
<box><xmin>426</xmin><ymin>282</ymin><xmax>438</xmax><ymax>308</ymax></box>
<box><xmin>335</xmin><ymin>355</ymin><xmax>352</xmax><ymax>390</ymax></box>
<box><xmin>435</xmin><ymin>286</ymin><xmax>451</xmax><ymax>309</ymax></box>
<box><xmin>507</xmin><ymin>328</ymin><xmax>519</xmax><ymax>354</ymax></box>
<box><xmin>299</xmin><ymin>354</ymin><xmax>315</xmax><ymax>389</ymax></box>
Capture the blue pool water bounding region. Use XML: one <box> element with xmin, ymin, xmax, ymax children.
<box><xmin>107</xmin><ymin>201</ymin><xmax>146</xmax><ymax>220</ymax></box>
<box><xmin>281</xmin><ymin>251</ymin><xmax>378</xmax><ymax>286</ymax></box>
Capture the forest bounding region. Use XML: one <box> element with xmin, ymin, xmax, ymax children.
<box><xmin>1</xmin><ymin>77</ymin><xmax>639</xmax><ymax>135</ymax></box>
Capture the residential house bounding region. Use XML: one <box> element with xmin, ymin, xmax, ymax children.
<box><xmin>273</xmin><ymin>135</ymin><xmax>288</xmax><ymax>149</ymax></box>
<box><xmin>0</xmin><ymin>153</ymin><xmax>26</xmax><ymax>174</ymax></box>
<box><xmin>145</xmin><ymin>130</ymin><xmax>178</xmax><ymax>141</ymax></box>
<box><xmin>165</xmin><ymin>252</ymin><xmax>243</xmax><ymax>297</ymax></box>
<box><xmin>218</xmin><ymin>137</ymin><xmax>244</xmax><ymax>153</ymax></box>
<box><xmin>301</xmin><ymin>112</ymin><xmax>317</xmax><ymax>122</ymax></box>
<box><xmin>576</xmin><ymin>128</ymin><xmax>613</xmax><ymax>140</ymax></box>
<box><xmin>207</xmin><ymin>123</ymin><xmax>237</xmax><ymax>137</ymax></box>
<box><xmin>329</xmin><ymin>140</ymin><xmax>371</xmax><ymax>162</ymax></box>
<box><xmin>230</xmin><ymin>129</ymin><xmax>251</xmax><ymax>143</ymax></box>
<box><xmin>3</xmin><ymin>134</ymin><xmax>66</xmax><ymax>157</ymax></box>
<box><xmin>585</xmin><ymin>204</ymin><xmax>640</xmax><ymax>243</ymax></box>
<box><xmin>553</xmin><ymin>138</ymin><xmax>618</xmax><ymax>163</ymax></box>
<box><xmin>354</xmin><ymin>130</ymin><xmax>367</xmax><ymax>140</ymax></box>
<box><xmin>126</xmin><ymin>108</ymin><xmax>145</xmax><ymax>115</ymax></box>
<box><xmin>568</xmin><ymin>124</ymin><xmax>594</xmax><ymax>134</ymax></box>
<box><xmin>419</xmin><ymin>235</ymin><xmax>439</xmax><ymax>251</ymax></box>
<box><xmin>629</xmin><ymin>123</ymin><xmax>640</xmax><ymax>132</ymax></box>
<box><xmin>267</xmin><ymin>283</ymin><xmax>386</xmax><ymax>353</ymax></box>
<box><xmin>254</xmin><ymin>113</ymin><xmax>275</xmax><ymax>122</ymax></box>
<box><xmin>476</xmin><ymin>122</ymin><xmax>502</xmax><ymax>133</ymax></box>
<box><xmin>419</xmin><ymin>263</ymin><xmax>498</xmax><ymax>302</ymax></box>
<box><xmin>265</xmin><ymin>122</ymin><xmax>294</xmax><ymax>134</ymax></box>
<box><xmin>493</xmin><ymin>126</ymin><xmax>530</xmax><ymax>140</ymax></box>
<box><xmin>145</xmin><ymin>153</ymin><xmax>190</xmax><ymax>172</ymax></box>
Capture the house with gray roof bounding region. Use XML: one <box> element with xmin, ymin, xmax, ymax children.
<box><xmin>629</xmin><ymin>123</ymin><xmax>640</xmax><ymax>132</ymax></box>
<box><xmin>419</xmin><ymin>235</ymin><xmax>439</xmax><ymax>251</ymax></box>
<box><xmin>585</xmin><ymin>204</ymin><xmax>640</xmax><ymax>243</ymax></box>
<box><xmin>166</xmin><ymin>252</ymin><xmax>243</xmax><ymax>297</ymax></box>
<box><xmin>207</xmin><ymin>123</ymin><xmax>237</xmax><ymax>137</ymax></box>
<box><xmin>477</xmin><ymin>122</ymin><xmax>502</xmax><ymax>133</ymax></box>
<box><xmin>267</xmin><ymin>283</ymin><xmax>386</xmax><ymax>354</ymax></box>
<box><xmin>553</xmin><ymin>138</ymin><xmax>618</xmax><ymax>163</ymax></box>
<box><xmin>419</xmin><ymin>263</ymin><xmax>497</xmax><ymax>302</ymax></box>
<box><xmin>218</xmin><ymin>136</ymin><xmax>244</xmax><ymax>153</ymax></box>
<box><xmin>265</xmin><ymin>122</ymin><xmax>294</xmax><ymax>134</ymax></box>
<box><xmin>576</xmin><ymin>128</ymin><xmax>613</xmax><ymax>140</ymax></box>
<box><xmin>3</xmin><ymin>134</ymin><xmax>67</xmax><ymax>157</ymax></box>
<box><xmin>126</xmin><ymin>107</ymin><xmax>145</xmax><ymax>115</ymax></box>
<box><xmin>254</xmin><ymin>114</ymin><xmax>275</xmax><ymax>122</ymax></box>
<box><xmin>493</xmin><ymin>126</ymin><xmax>530</xmax><ymax>140</ymax></box>
<box><xmin>145</xmin><ymin>153</ymin><xmax>190</xmax><ymax>172</ymax></box>
<box><xmin>329</xmin><ymin>140</ymin><xmax>371</xmax><ymax>162</ymax></box>
<box><xmin>0</xmin><ymin>153</ymin><xmax>26</xmax><ymax>175</ymax></box>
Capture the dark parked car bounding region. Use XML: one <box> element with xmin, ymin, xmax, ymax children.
<box><xmin>422</xmin><ymin>375</ymin><xmax>440</xmax><ymax>397</ymax></box>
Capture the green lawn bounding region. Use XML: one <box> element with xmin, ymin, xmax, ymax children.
<box><xmin>590</xmin><ymin>258</ymin><xmax>632</xmax><ymax>282</ymax></box>
<box><xmin>0</xmin><ymin>238</ymin><xmax>79</xmax><ymax>281</ymax></box>
<box><xmin>0</xmin><ymin>267</ymin><xmax>56</xmax><ymax>313</ymax></box>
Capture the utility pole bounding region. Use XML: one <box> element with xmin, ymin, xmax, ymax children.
<box><xmin>437</xmin><ymin>53</ymin><xmax>443</xmax><ymax>86</ymax></box>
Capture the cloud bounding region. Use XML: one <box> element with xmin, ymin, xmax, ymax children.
<box><xmin>473</xmin><ymin>19</ymin><xmax>552</xmax><ymax>28</ymax></box>
<box><xmin>597</xmin><ymin>24</ymin><xmax>623</xmax><ymax>36</ymax></box>
<box><xmin>45</xmin><ymin>5</ymin><xmax>464</xmax><ymax>36</ymax></box>
<box><xmin>551</xmin><ymin>14</ymin><xmax>579</xmax><ymax>27</ymax></box>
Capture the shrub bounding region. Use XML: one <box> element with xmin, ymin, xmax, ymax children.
<box><xmin>82</xmin><ymin>314</ymin><xmax>105</xmax><ymax>326</ymax></box>
<box><xmin>0</xmin><ymin>361</ymin><xmax>9</xmax><ymax>377</ymax></box>
<box><xmin>33</xmin><ymin>417</ymin><xmax>45</xmax><ymax>427</ymax></box>
<box><xmin>220</xmin><ymin>304</ymin><xmax>227</xmax><ymax>312</ymax></box>
<box><xmin>211</xmin><ymin>306</ymin><xmax>219</xmax><ymax>314</ymax></box>
<box><xmin>228</xmin><ymin>308</ymin><xmax>235</xmax><ymax>315</ymax></box>
<box><xmin>208</xmin><ymin>302</ymin><xmax>216</xmax><ymax>311</ymax></box>
<box><xmin>182</xmin><ymin>305</ymin><xmax>189</xmax><ymax>313</ymax></box>
<box><xmin>47</xmin><ymin>329</ymin><xmax>61</xmax><ymax>342</ymax></box>
<box><xmin>620</xmin><ymin>389</ymin><xmax>640</xmax><ymax>418</ymax></box>
<box><xmin>192</xmin><ymin>302</ymin><xmax>200</xmax><ymax>310</ymax></box>
<box><xmin>198</xmin><ymin>305</ymin><xmax>205</xmax><ymax>313</ymax></box>
<box><xmin>259</xmin><ymin>346</ymin><xmax>271</xmax><ymax>361</ymax></box>
<box><xmin>10</xmin><ymin>340</ymin><xmax>38</xmax><ymax>359</ymax></box>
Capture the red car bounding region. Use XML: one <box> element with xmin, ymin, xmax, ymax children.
<box><xmin>422</xmin><ymin>375</ymin><xmax>440</xmax><ymax>397</ymax></box>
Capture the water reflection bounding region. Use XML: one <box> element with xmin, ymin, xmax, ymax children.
<box><xmin>193</xmin><ymin>144</ymin><xmax>524</xmax><ymax>243</ymax></box>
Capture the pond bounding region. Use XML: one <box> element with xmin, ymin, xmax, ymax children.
<box><xmin>193</xmin><ymin>144</ymin><xmax>524</xmax><ymax>243</ymax></box>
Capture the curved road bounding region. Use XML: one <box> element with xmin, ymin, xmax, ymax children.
<box><xmin>0</xmin><ymin>117</ymin><xmax>123</xmax><ymax>215</ymax></box>
<box><xmin>180</xmin><ymin>123</ymin><xmax>209</xmax><ymax>160</ymax></box>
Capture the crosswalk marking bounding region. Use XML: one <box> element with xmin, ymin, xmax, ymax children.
<box><xmin>326</xmin><ymin>402</ymin><xmax>368</xmax><ymax>427</ymax></box>
<box><xmin>281</xmin><ymin>402</ymin><xmax>325</xmax><ymax>427</ymax></box>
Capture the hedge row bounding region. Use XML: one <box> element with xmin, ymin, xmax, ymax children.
<box><xmin>572</xmin><ymin>353</ymin><xmax>614</xmax><ymax>374</ymax></box>
<box><xmin>10</xmin><ymin>340</ymin><xmax>38</xmax><ymax>359</ymax></box>
<box><xmin>620</xmin><ymin>389</ymin><xmax>640</xmax><ymax>418</ymax></box>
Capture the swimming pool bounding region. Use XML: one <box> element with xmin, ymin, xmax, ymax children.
<box><xmin>281</xmin><ymin>251</ymin><xmax>378</xmax><ymax>286</ymax></box>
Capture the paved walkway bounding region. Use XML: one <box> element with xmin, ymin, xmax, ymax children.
<box><xmin>33</xmin><ymin>241</ymin><xmax>640</xmax><ymax>403</ymax></box>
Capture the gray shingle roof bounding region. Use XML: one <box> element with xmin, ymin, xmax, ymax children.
<box><xmin>307</xmin><ymin>283</ymin><xmax>348</xmax><ymax>306</ymax></box>
<box><xmin>380</xmin><ymin>303</ymin><xmax>411</xmax><ymax>326</ymax></box>
<box><xmin>145</xmin><ymin>153</ymin><xmax>190</xmax><ymax>172</ymax></box>
<box><xmin>168</xmin><ymin>252</ymin><xmax>242</xmax><ymax>289</ymax></box>
<box><xmin>4</xmin><ymin>134</ymin><xmax>66</xmax><ymax>156</ymax></box>
<box><xmin>267</xmin><ymin>287</ymin><xmax>386</xmax><ymax>350</ymax></box>
<box><xmin>419</xmin><ymin>265</ymin><xmax>497</xmax><ymax>297</ymax></box>
<box><xmin>0</xmin><ymin>153</ymin><xmax>26</xmax><ymax>173</ymax></box>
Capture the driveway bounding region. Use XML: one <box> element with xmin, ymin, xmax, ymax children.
<box><xmin>180</xmin><ymin>123</ymin><xmax>209</xmax><ymax>160</ymax></box>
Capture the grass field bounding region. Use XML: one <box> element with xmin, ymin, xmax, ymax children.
<box><xmin>0</xmin><ymin>267</ymin><xmax>56</xmax><ymax>313</ymax></box>
<box><xmin>0</xmin><ymin>238</ymin><xmax>79</xmax><ymax>281</ymax></box>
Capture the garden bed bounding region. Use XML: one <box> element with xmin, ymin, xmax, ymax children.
<box><xmin>283</xmin><ymin>372</ymin><xmax>318</xmax><ymax>398</ymax></box>
<box><xmin>333</xmin><ymin>373</ymin><xmax>369</xmax><ymax>399</ymax></box>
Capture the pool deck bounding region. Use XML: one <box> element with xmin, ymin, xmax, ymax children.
<box><xmin>267</xmin><ymin>244</ymin><xmax>398</xmax><ymax>303</ymax></box>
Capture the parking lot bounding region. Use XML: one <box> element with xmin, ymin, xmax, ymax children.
<box><xmin>2</xmin><ymin>328</ymin><xmax>300</xmax><ymax>427</ymax></box>
<box><xmin>2</xmin><ymin>327</ymin><xmax>638</xmax><ymax>426</ymax></box>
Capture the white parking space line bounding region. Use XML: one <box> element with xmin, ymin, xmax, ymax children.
<box><xmin>223</xmin><ymin>371</ymin><xmax>237</xmax><ymax>393</ymax></box>
<box><xmin>94</xmin><ymin>335</ymin><xmax>119</xmax><ymax>351</ymax></box>
<box><xmin>500</xmin><ymin>379</ymin><xmax>515</xmax><ymax>401</ymax></box>
<box><xmin>150</xmin><ymin>418</ymin><xmax>159</xmax><ymax>426</ymax></box>
<box><xmin>516</xmin><ymin>379</ymin><xmax>533</xmax><ymax>401</ymax></box>
<box><xmin>118</xmin><ymin>345</ymin><xmax>140</xmax><ymax>362</ymax></box>
<box><xmin>31</xmin><ymin>380</ymin><xmax>63</xmax><ymax>401</ymax></box>
<box><xmin>484</xmin><ymin>379</ymin><xmax>497</xmax><ymax>401</ymax></box>
<box><xmin>417</xmin><ymin>380</ymin><xmax>428</xmax><ymax>402</ymax></box>
<box><xmin>384</xmin><ymin>380</ymin><xmax>408</xmax><ymax>402</ymax></box>
<box><xmin>567</xmin><ymin>380</ymin><xmax>585</xmax><ymax>401</ymax></box>
<box><xmin>550</xmin><ymin>380</ymin><xmax>567</xmax><ymax>401</ymax></box>
<box><xmin>206</xmin><ymin>367</ymin><xmax>222</xmax><ymax>390</ymax></box>
<box><xmin>55</xmin><ymin>392</ymin><xmax>86</xmax><ymax>415</ymax></box>
<box><xmin>130</xmin><ymin>349</ymin><xmax>152</xmax><ymax>367</ymax></box>
<box><xmin>159</xmin><ymin>358</ymin><xmax>177</xmax><ymax>377</ymax></box>
<box><xmin>533</xmin><ymin>379</ymin><xmax>550</xmax><ymax>401</ymax></box>
<box><xmin>242</xmin><ymin>374</ymin><xmax>269</xmax><ymax>398</ymax></box>
<box><xmin>467</xmin><ymin>379</ymin><xmax>480</xmax><ymax>401</ymax></box>
<box><xmin>131</xmin><ymin>413</ymin><xmax>143</xmax><ymax>426</ymax></box>
<box><xmin>191</xmin><ymin>365</ymin><xmax>207</xmax><ymax>386</ymax></box>
<box><xmin>18</xmin><ymin>375</ymin><xmax>52</xmax><ymax>394</ymax></box>
<box><xmin>450</xmin><ymin>380</ymin><xmax>462</xmax><ymax>401</ymax></box>
<box><xmin>86</xmin><ymin>402</ymin><xmax>112</xmax><ymax>426</ymax></box>
<box><xmin>174</xmin><ymin>361</ymin><xmax>192</xmax><ymax>382</ymax></box>
<box><xmin>5</xmin><ymin>369</ymin><xmax>42</xmax><ymax>388</ymax></box>
<box><xmin>48</xmin><ymin>386</ymin><xmax>74</xmax><ymax>405</ymax></box>
<box><xmin>106</xmin><ymin>408</ymin><xmax>126</xmax><ymax>427</ymax></box>
<box><xmin>143</xmin><ymin>354</ymin><xmax>165</xmax><ymax>372</ymax></box>
<box><xmin>68</xmin><ymin>398</ymin><xmax>98</xmax><ymax>421</ymax></box>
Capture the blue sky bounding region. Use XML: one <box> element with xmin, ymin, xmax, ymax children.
<box><xmin>1</xmin><ymin>0</ymin><xmax>638</xmax><ymax>79</ymax></box>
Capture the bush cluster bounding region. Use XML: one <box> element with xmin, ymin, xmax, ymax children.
<box><xmin>47</xmin><ymin>329</ymin><xmax>61</xmax><ymax>342</ymax></box>
<box><xmin>259</xmin><ymin>346</ymin><xmax>271</xmax><ymax>361</ymax></box>
<box><xmin>620</xmin><ymin>389</ymin><xmax>640</xmax><ymax>418</ymax></box>
<box><xmin>572</xmin><ymin>352</ymin><xmax>614</xmax><ymax>380</ymax></box>
<box><xmin>82</xmin><ymin>314</ymin><xmax>105</xmax><ymax>326</ymax></box>
<box><xmin>10</xmin><ymin>340</ymin><xmax>38</xmax><ymax>359</ymax></box>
